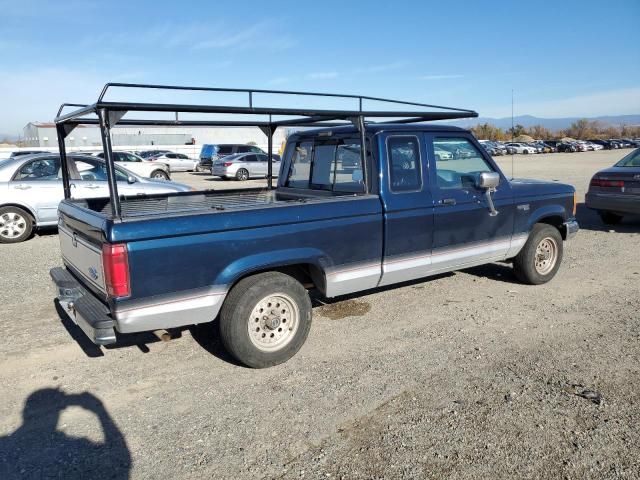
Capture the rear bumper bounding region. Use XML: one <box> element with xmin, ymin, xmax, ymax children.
<box><xmin>585</xmin><ymin>192</ymin><xmax>640</xmax><ymax>215</ymax></box>
<box><xmin>563</xmin><ymin>219</ymin><xmax>579</xmax><ymax>240</ymax></box>
<box><xmin>50</xmin><ymin>267</ymin><xmax>116</xmax><ymax>345</ymax></box>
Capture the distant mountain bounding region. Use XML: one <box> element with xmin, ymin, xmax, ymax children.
<box><xmin>442</xmin><ymin>114</ymin><xmax>640</xmax><ymax>131</ymax></box>
<box><xmin>0</xmin><ymin>133</ymin><xmax>19</xmax><ymax>142</ymax></box>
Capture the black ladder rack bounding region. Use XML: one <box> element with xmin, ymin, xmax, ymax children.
<box><xmin>55</xmin><ymin>83</ymin><xmax>479</xmax><ymax>218</ymax></box>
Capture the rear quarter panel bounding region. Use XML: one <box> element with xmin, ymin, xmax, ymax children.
<box><xmin>111</xmin><ymin>196</ymin><xmax>383</xmax><ymax>304</ymax></box>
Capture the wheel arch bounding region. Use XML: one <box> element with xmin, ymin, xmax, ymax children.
<box><xmin>528</xmin><ymin>206</ymin><xmax>567</xmax><ymax>239</ymax></box>
<box><xmin>216</xmin><ymin>249</ymin><xmax>329</xmax><ymax>296</ymax></box>
<box><xmin>0</xmin><ymin>202</ymin><xmax>38</xmax><ymax>224</ymax></box>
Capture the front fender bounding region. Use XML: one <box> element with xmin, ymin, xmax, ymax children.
<box><xmin>526</xmin><ymin>203</ymin><xmax>567</xmax><ymax>231</ymax></box>
<box><xmin>215</xmin><ymin>247</ymin><xmax>330</xmax><ymax>289</ymax></box>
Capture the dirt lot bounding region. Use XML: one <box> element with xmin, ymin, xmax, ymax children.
<box><xmin>0</xmin><ymin>150</ymin><xmax>638</xmax><ymax>479</ymax></box>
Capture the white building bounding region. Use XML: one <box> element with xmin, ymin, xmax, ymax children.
<box><xmin>22</xmin><ymin>122</ymin><xmax>288</xmax><ymax>153</ymax></box>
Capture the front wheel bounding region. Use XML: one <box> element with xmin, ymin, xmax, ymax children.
<box><xmin>220</xmin><ymin>272</ymin><xmax>312</xmax><ymax>368</ymax></box>
<box><xmin>522</xmin><ymin>149</ymin><xmax>529</xmax><ymax>155</ymax></box>
<box><xmin>235</xmin><ymin>168</ymin><xmax>249</xmax><ymax>181</ymax></box>
<box><xmin>513</xmin><ymin>224</ymin><xmax>563</xmax><ymax>285</ymax></box>
<box><xmin>0</xmin><ymin>206</ymin><xmax>33</xmax><ymax>243</ymax></box>
<box><xmin>151</xmin><ymin>170</ymin><xmax>169</xmax><ymax>180</ymax></box>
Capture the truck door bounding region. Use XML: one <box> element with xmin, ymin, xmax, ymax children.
<box><xmin>427</xmin><ymin>134</ymin><xmax>515</xmax><ymax>272</ymax></box>
<box><xmin>378</xmin><ymin>132</ymin><xmax>435</xmax><ymax>286</ymax></box>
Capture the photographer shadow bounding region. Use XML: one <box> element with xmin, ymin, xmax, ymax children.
<box><xmin>0</xmin><ymin>389</ymin><xmax>131</xmax><ymax>479</ymax></box>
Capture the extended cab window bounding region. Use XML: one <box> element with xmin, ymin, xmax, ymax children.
<box><xmin>285</xmin><ymin>138</ymin><xmax>365</xmax><ymax>193</ymax></box>
<box><xmin>433</xmin><ymin>138</ymin><xmax>494</xmax><ymax>189</ymax></box>
<box><xmin>387</xmin><ymin>136</ymin><xmax>422</xmax><ymax>192</ymax></box>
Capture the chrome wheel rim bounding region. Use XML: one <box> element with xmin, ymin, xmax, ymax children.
<box><xmin>0</xmin><ymin>212</ymin><xmax>27</xmax><ymax>239</ymax></box>
<box><xmin>248</xmin><ymin>293</ymin><xmax>299</xmax><ymax>352</ymax></box>
<box><xmin>534</xmin><ymin>236</ymin><xmax>558</xmax><ymax>275</ymax></box>
<box><xmin>152</xmin><ymin>171</ymin><xmax>166</xmax><ymax>179</ymax></box>
<box><xmin>238</xmin><ymin>170</ymin><xmax>248</xmax><ymax>180</ymax></box>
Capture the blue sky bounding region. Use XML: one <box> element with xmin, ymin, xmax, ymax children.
<box><xmin>0</xmin><ymin>0</ymin><xmax>639</xmax><ymax>133</ymax></box>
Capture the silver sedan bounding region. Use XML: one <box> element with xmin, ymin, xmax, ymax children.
<box><xmin>211</xmin><ymin>152</ymin><xmax>281</xmax><ymax>181</ymax></box>
<box><xmin>0</xmin><ymin>153</ymin><xmax>192</xmax><ymax>243</ymax></box>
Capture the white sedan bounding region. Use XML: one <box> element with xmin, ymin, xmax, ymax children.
<box><xmin>96</xmin><ymin>151</ymin><xmax>171</xmax><ymax>179</ymax></box>
<box><xmin>149</xmin><ymin>152</ymin><xmax>198</xmax><ymax>172</ymax></box>
<box><xmin>505</xmin><ymin>143</ymin><xmax>537</xmax><ymax>154</ymax></box>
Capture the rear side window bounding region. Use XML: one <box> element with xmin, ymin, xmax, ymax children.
<box><xmin>285</xmin><ymin>138</ymin><xmax>365</xmax><ymax>193</ymax></box>
<box><xmin>237</xmin><ymin>145</ymin><xmax>250</xmax><ymax>153</ymax></box>
<box><xmin>13</xmin><ymin>158</ymin><xmax>60</xmax><ymax>181</ymax></box>
<box><xmin>387</xmin><ymin>136</ymin><xmax>422</xmax><ymax>192</ymax></box>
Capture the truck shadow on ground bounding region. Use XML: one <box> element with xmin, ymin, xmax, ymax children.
<box><xmin>0</xmin><ymin>389</ymin><xmax>131</xmax><ymax>480</ymax></box>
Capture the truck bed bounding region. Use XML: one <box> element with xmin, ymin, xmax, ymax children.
<box><xmin>74</xmin><ymin>188</ymin><xmax>363</xmax><ymax>220</ymax></box>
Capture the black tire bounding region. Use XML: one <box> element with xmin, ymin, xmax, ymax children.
<box><xmin>219</xmin><ymin>272</ymin><xmax>312</xmax><ymax>368</ymax></box>
<box><xmin>523</xmin><ymin>149</ymin><xmax>529</xmax><ymax>155</ymax></box>
<box><xmin>513</xmin><ymin>224</ymin><xmax>564</xmax><ymax>285</ymax></box>
<box><xmin>151</xmin><ymin>170</ymin><xmax>169</xmax><ymax>180</ymax></box>
<box><xmin>599</xmin><ymin>211</ymin><xmax>623</xmax><ymax>225</ymax></box>
<box><xmin>236</xmin><ymin>169</ymin><xmax>249</xmax><ymax>181</ymax></box>
<box><xmin>0</xmin><ymin>206</ymin><xmax>33</xmax><ymax>243</ymax></box>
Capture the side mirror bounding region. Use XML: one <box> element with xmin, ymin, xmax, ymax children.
<box><xmin>352</xmin><ymin>169</ymin><xmax>364</xmax><ymax>183</ymax></box>
<box><xmin>127</xmin><ymin>175</ymin><xmax>137</xmax><ymax>184</ymax></box>
<box><xmin>475</xmin><ymin>171</ymin><xmax>500</xmax><ymax>190</ymax></box>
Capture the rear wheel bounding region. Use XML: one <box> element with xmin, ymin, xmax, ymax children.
<box><xmin>513</xmin><ymin>224</ymin><xmax>563</xmax><ymax>285</ymax></box>
<box><xmin>599</xmin><ymin>211</ymin><xmax>623</xmax><ymax>225</ymax></box>
<box><xmin>236</xmin><ymin>168</ymin><xmax>249</xmax><ymax>181</ymax></box>
<box><xmin>151</xmin><ymin>170</ymin><xmax>169</xmax><ymax>180</ymax></box>
<box><xmin>0</xmin><ymin>206</ymin><xmax>33</xmax><ymax>243</ymax></box>
<box><xmin>219</xmin><ymin>272</ymin><xmax>312</xmax><ymax>368</ymax></box>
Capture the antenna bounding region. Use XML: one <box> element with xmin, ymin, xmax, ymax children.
<box><xmin>511</xmin><ymin>88</ymin><xmax>514</xmax><ymax>180</ymax></box>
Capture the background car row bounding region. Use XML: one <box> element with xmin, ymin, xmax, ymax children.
<box><xmin>479</xmin><ymin>138</ymin><xmax>640</xmax><ymax>156</ymax></box>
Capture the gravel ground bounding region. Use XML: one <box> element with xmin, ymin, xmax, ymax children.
<box><xmin>0</xmin><ymin>150</ymin><xmax>639</xmax><ymax>479</ymax></box>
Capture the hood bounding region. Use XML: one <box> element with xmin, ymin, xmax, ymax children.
<box><xmin>139</xmin><ymin>178</ymin><xmax>193</xmax><ymax>192</ymax></box>
<box><xmin>509</xmin><ymin>178</ymin><xmax>575</xmax><ymax>195</ymax></box>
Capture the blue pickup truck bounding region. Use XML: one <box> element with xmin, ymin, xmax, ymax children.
<box><xmin>50</xmin><ymin>85</ymin><xmax>578</xmax><ymax>368</ymax></box>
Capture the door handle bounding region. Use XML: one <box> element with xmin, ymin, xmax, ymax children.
<box><xmin>441</xmin><ymin>198</ymin><xmax>456</xmax><ymax>206</ymax></box>
<box><xmin>13</xmin><ymin>184</ymin><xmax>31</xmax><ymax>190</ymax></box>
<box><xmin>85</xmin><ymin>184</ymin><xmax>101</xmax><ymax>189</ymax></box>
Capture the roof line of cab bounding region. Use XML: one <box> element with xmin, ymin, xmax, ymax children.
<box><xmin>296</xmin><ymin>123</ymin><xmax>469</xmax><ymax>137</ymax></box>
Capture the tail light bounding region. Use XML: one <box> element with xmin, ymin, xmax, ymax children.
<box><xmin>223</xmin><ymin>162</ymin><xmax>233</xmax><ymax>167</ymax></box>
<box><xmin>573</xmin><ymin>191</ymin><xmax>577</xmax><ymax>216</ymax></box>
<box><xmin>590</xmin><ymin>178</ymin><xmax>624</xmax><ymax>188</ymax></box>
<box><xmin>102</xmin><ymin>243</ymin><xmax>130</xmax><ymax>297</ymax></box>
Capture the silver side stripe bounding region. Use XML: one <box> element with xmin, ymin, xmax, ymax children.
<box><xmin>326</xmin><ymin>234</ymin><xmax>530</xmax><ymax>295</ymax></box>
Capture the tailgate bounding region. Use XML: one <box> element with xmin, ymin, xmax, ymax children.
<box><xmin>59</xmin><ymin>224</ymin><xmax>106</xmax><ymax>293</ymax></box>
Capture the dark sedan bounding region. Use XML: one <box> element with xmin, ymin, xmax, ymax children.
<box><xmin>586</xmin><ymin>148</ymin><xmax>640</xmax><ymax>224</ymax></box>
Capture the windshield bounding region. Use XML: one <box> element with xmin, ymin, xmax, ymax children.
<box><xmin>615</xmin><ymin>149</ymin><xmax>640</xmax><ymax>167</ymax></box>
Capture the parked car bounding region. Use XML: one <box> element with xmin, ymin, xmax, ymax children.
<box><xmin>96</xmin><ymin>151</ymin><xmax>171</xmax><ymax>180</ymax></box>
<box><xmin>211</xmin><ymin>152</ymin><xmax>281</xmax><ymax>180</ymax></box>
<box><xmin>149</xmin><ymin>152</ymin><xmax>198</xmax><ymax>172</ymax></box>
<box><xmin>9</xmin><ymin>150</ymin><xmax>50</xmax><ymax>157</ymax></box>
<box><xmin>588</xmin><ymin>139</ymin><xmax>614</xmax><ymax>150</ymax></box>
<box><xmin>52</xmin><ymin>121</ymin><xmax>578</xmax><ymax>368</ymax></box>
<box><xmin>198</xmin><ymin>144</ymin><xmax>269</xmax><ymax>172</ymax></box>
<box><xmin>138</xmin><ymin>149</ymin><xmax>171</xmax><ymax>159</ymax></box>
<box><xmin>0</xmin><ymin>154</ymin><xmax>192</xmax><ymax>243</ymax></box>
<box><xmin>557</xmin><ymin>142</ymin><xmax>578</xmax><ymax>153</ymax></box>
<box><xmin>586</xmin><ymin>148</ymin><xmax>640</xmax><ymax>224</ymax></box>
<box><xmin>505</xmin><ymin>143</ymin><xmax>537</xmax><ymax>154</ymax></box>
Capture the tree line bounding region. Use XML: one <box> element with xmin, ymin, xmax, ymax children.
<box><xmin>470</xmin><ymin>119</ymin><xmax>640</xmax><ymax>141</ymax></box>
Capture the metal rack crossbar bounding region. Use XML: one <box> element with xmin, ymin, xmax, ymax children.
<box><xmin>54</xmin><ymin>83</ymin><xmax>479</xmax><ymax>218</ymax></box>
